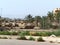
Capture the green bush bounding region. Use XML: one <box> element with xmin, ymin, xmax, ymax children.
<box><xmin>0</xmin><ymin>30</ymin><xmax>60</xmax><ymax>36</ymax></box>
<box><xmin>18</xmin><ymin>31</ymin><xmax>60</xmax><ymax>36</ymax></box>
<box><xmin>17</xmin><ymin>36</ymin><xmax>27</xmax><ymax>40</ymax></box>
<box><xmin>0</xmin><ymin>31</ymin><xmax>19</xmax><ymax>35</ymax></box>
<box><xmin>52</xmin><ymin>31</ymin><xmax>60</xmax><ymax>36</ymax></box>
<box><xmin>19</xmin><ymin>31</ymin><xmax>26</xmax><ymax>36</ymax></box>
<box><xmin>40</xmin><ymin>32</ymin><xmax>47</xmax><ymax>36</ymax></box>
<box><xmin>45</xmin><ymin>32</ymin><xmax>52</xmax><ymax>36</ymax></box>
<box><xmin>37</xmin><ymin>37</ymin><xmax>45</xmax><ymax>42</ymax></box>
<box><xmin>0</xmin><ymin>31</ymin><xmax>11</xmax><ymax>35</ymax></box>
<box><xmin>29</xmin><ymin>37</ymin><xmax>35</xmax><ymax>41</ymax></box>
<box><xmin>10</xmin><ymin>31</ymin><xmax>18</xmax><ymax>35</ymax></box>
<box><xmin>25</xmin><ymin>31</ymin><xmax>30</xmax><ymax>35</ymax></box>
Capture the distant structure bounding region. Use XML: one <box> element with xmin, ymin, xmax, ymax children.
<box><xmin>53</xmin><ymin>8</ymin><xmax>60</xmax><ymax>14</ymax></box>
<box><xmin>52</xmin><ymin>8</ymin><xmax>60</xmax><ymax>28</ymax></box>
<box><xmin>53</xmin><ymin>8</ymin><xmax>60</xmax><ymax>19</ymax></box>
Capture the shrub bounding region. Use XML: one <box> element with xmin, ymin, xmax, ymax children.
<box><xmin>37</xmin><ymin>37</ymin><xmax>45</xmax><ymax>42</ymax></box>
<box><xmin>31</xmin><ymin>32</ymin><xmax>40</xmax><ymax>36</ymax></box>
<box><xmin>11</xmin><ymin>31</ymin><xmax>18</xmax><ymax>35</ymax></box>
<box><xmin>29</xmin><ymin>32</ymin><xmax>36</xmax><ymax>36</ymax></box>
<box><xmin>29</xmin><ymin>37</ymin><xmax>35</xmax><ymax>41</ymax></box>
<box><xmin>0</xmin><ymin>31</ymin><xmax>19</xmax><ymax>35</ymax></box>
<box><xmin>40</xmin><ymin>32</ymin><xmax>47</xmax><ymax>36</ymax></box>
<box><xmin>49</xmin><ymin>41</ymin><xmax>54</xmax><ymax>43</ymax></box>
<box><xmin>46</xmin><ymin>32</ymin><xmax>52</xmax><ymax>36</ymax></box>
<box><xmin>0</xmin><ymin>31</ymin><xmax>11</xmax><ymax>35</ymax></box>
<box><xmin>9</xmin><ymin>37</ymin><xmax>12</xmax><ymax>39</ymax></box>
<box><xmin>0</xmin><ymin>37</ymin><xmax>2</xmax><ymax>39</ymax></box>
<box><xmin>19</xmin><ymin>31</ymin><xmax>26</xmax><ymax>36</ymax></box>
<box><xmin>0</xmin><ymin>37</ymin><xmax>8</xmax><ymax>39</ymax></box>
<box><xmin>25</xmin><ymin>31</ymin><xmax>30</xmax><ymax>35</ymax></box>
<box><xmin>17</xmin><ymin>36</ymin><xmax>27</xmax><ymax>40</ymax></box>
<box><xmin>2</xmin><ymin>37</ymin><xmax>8</xmax><ymax>39</ymax></box>
<box><xmin>52</xmin><ymin>31</ymin><xmax>60</xmax><ymax>36</ymax></box>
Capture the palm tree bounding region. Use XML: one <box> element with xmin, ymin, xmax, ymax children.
<box><xmin>55</xmin><ymin>11</ymin><xmax>60</xmax><ymax>28</ymax></box>
<box><xmin>41</xmin><ymin>16</ymin><xmax>48</xmax><ymax>29</ymax></box>
<box><xmin>47</xmin><ymin>11</ymin><xmax>54</xmax><ymax>22</ymax></box>
<box><xmin>34</xmin><ymin>16</ymin><xmax>41</xmax><ymax>27</ymax></box>
<box><xmin>47</xmin><ymin>11</ymin><xmax>54</xmax><ymax>28</ymax></box>
<box><xmin>55</xmin><ymin>12</ymin><xmax>60</xmax><ymax>23</ymax></box>
<box><xmin>25</xmin><ymin>14</ymin><xmax>34</xmax><ymax>23</ymax></box>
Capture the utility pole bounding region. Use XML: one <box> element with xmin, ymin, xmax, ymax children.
<box><xmin>0</xmin><ymin>8</ymin><xmax>2</xmax><ymax>27</ymax></box>
<box><xmin>1</xmin><ymin>8</ymin><xmax>2</xmax><ymax>17</ymax></box>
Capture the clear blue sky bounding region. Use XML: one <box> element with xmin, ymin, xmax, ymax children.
<box><xmin>0</xmin><ymin>0</ymin><xmax>60</xmax><ymax>19</ymax></box>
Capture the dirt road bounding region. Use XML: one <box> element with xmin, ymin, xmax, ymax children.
<box><xmin>0</xmin><ymin>39</ymin><xmax>59</xmax><ymax>45</ymax></box>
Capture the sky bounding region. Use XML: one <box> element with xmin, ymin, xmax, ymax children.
<box><xmin>0</xmin><ymin>0</ymin><xmax>60</xmax><ymax>19</ymax></box>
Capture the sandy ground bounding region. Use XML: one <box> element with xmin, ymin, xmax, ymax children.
<box><xmin>0</xmin><ymin>39</ymin><xmax>59</xmax><ymax>45</ymax></box>
<box><xmin>0</xmin><ymin>35</ymin><xmax>60</xmax><ymax>42</ymax></box>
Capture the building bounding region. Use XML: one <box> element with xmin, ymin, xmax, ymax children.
<box><xmin>53</xmin><ymin>8</ymin><xmax>60</xmax><ymax>18</ymax></box>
